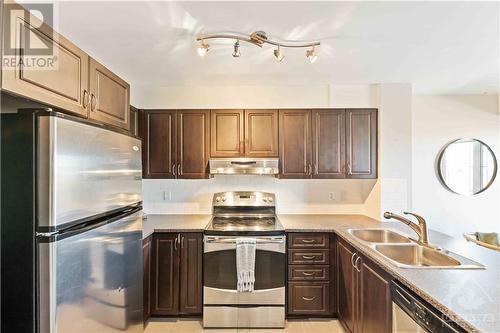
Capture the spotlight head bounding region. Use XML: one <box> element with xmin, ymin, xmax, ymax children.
<box><xmin>274</xmin><ymin>45</ymin><xmax>284</xmax><ymax>62</ymax></box>
<box><xmin>197</xmin><ymin>40</ymin><xmax>209</xmax><ymax>57</ymax></box>
<box><xmin>232</xmin><ymin>40</ymin><xmax>241</xmax><ymax>58</ymax></box>
<box><xmin>306</xmin><ymin>47</ymin><xmax>317</xmax><ymax>63</ymax></box>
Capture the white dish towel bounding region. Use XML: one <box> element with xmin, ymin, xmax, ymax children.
<box><xmin>236</xmin><ymin>238</ymin><xmax>256</xmax><ymax>292</ymax></box>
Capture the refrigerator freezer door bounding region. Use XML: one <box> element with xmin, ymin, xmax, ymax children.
<box><xmin>37</xmin><ymin>114</ymin><xmax>142</xmax><ymax>231</ymax></box>
<box><xmin>37</xmin><ymin>209</ymin><xmax>143</xmax><ymax>333</ymax></box>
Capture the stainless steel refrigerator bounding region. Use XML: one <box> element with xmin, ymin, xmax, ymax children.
<box><xmin>1</xmin><ymin>109</ymin><xmax>143</xmax><ymax>333</ymax></box>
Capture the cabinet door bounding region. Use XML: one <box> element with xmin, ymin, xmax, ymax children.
<box><xmin>2</xmin><ymin>4</ymin><xmax>89</xmax><ymax>117</ymax></box>
<box><xmin>312</xmin><ymin>109</ymin><xmax>346</xmax><ymax>178</ymax></box>
<box><xmin>130</xmin><ymin>106</ymin><xmax>139</xmax><ymax>137</ymax></box>
<box><xmin>210</xmin><ymin>110</ymin><xmax>244</xmax><ymax>157</ymax></box>
<box><xmin>279</xmin><ymin>110</ymin><xmax>312</xmax><ymax>178</ymax></box>
<box><xmin>143</xmin><ymin>236</ymin><xmax>152</xmax><ymax>322</ymax></box>
<box><xmin>151</xmin><ymin>234</ymin><xmax>179</xmax><ymax>316</ymax></box>
<box><xmin>179</xmin><ymin>233</ymin><xmax>203</xmax><ymax>315</ymax></box>
<box><xmin>345</xmin><ymin>109</ymin><xmax>377</xmax><ymax>179</ymax></box>
<box><xmin>177</xmin><ymin>110</ymin><xmax>210</xmax><ymax>179</ymax></box>
<box><xmin>337</xmin><ymin>240</ymin><xmax>357</xmax><ymax>333</ymax></box>
<box><xmin>359</xmin><ymin>258</ymin><xmax>392</xmax><ymax>333</ymax></box>
<box><xmin>244</xmin><ymin>109</ymin><xmax>279</xmax><ymax>157</ymax></box>
<box><xmin>143</xmin><ymin>111</ymin><xmax>176</xmax><ymax>179</ymax></box>
<box><xmin>89</xmin><ymin>58</ymin><xmax>130</xmax><ymax>130</ymax></box>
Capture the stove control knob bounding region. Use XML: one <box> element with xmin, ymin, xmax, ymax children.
<box><xmin>215</xmin><ymin>197</ymin><xmax>221</xmax><ymax>202</ymax></box>
<box><xmin>268</xmin><ymin>197</ymin><xmax>274</xmax><ymax>202</ymax></box>
<box><xmin>222</xmin><ymin>197</ymin><xmax>227</xmax><ymax>202</ymax></box>
<box><xmin>263</xmin><ymin>198</ymin><xmax>268</xmax><ymax>203</ymax></box>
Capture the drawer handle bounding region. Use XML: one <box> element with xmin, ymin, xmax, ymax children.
<box><xmin>302</xmin><ymin>296</ymin><xmax>316</xmax><ymax>301</ymax></box>
<box><xmin>302</xmin><ymin>271</ymin><xmax>315</xmax><ymax>276</ymax></box>
<box><xmin>301</xmin><ymin>255</ymin><xmax>316</xmax><ymax>259</ymax></box>
<box><xmin>301</xmin><ymin>239</ymin><xmax>316</xmax><ymax>243</ymax></box>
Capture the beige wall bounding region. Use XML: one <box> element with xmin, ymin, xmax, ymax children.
<box><xmin>412</xmin><ymin>95</ymin><xmax>500</xmax><ymax>237</ymax></box>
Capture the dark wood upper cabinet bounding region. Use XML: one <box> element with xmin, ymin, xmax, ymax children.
<box><xmin>150</xmin><ymin>234</ymin><xmax>179</xmax><ymax>316</ymax></box>
<box><xmin>179</xmin><ymin>233</ymin><xmax>203</xmax><ymax>315</ymax></box>
<box><xmin>88</xmin><ymin>58</ymin><xmax>130</xmax><ymax>130</ymax></box>
<box><xmin>337</xmin><ymin>237</ymin><xmax>392</xmax><ymax>333</ymax></box>
<box><xmin>2</xmin><ymin>4</ymin><xmax>131</xmax><ymax>131</ymax></box>
<box><xmin>130</xmin><ymin>106</ymin><xmax>139</xmax><ymax>137</ymax></box>
<box><xmin>177</xmin><ymin>110</ymin><xmax>210</xmax><ymax>179</ymax></box>
<box><xmin>143</xmin><ymin>111</ymin><xmax>177</xmax><ymax>179</ymax></box>
<box><xmin>244</xmin><ymin>109</ymin><xmax>279</xmax><ymax>157</ymax></box>
<box><xmin>337</xmin><ymin>240</ymin><xmax>357</xmax><ymax>333</ymax></box>
<box><xmin>345</xmin><ymin>109</ymin><xmax>377</xmax><ymax>179</ymax></box>
<box><xmin>312</xmin><ymin>109</ymin><xmax>345</xmax><ymax>178</ymax></box>
<box><xmin>1</xmin><ymin>3</ymin><xmax>89</xmax><ymax>118</ymax></box>
<box><xmin>279</xmin><ymin>109</ymin><xmax>312</xmax><ymax>179</ymax></box>
<box><xmin>143</xmin><ymin>236</ymin><xmax>152</xmax><ymax>322</ymax></box>
<box><xmin>142</xmin><ymin>108</ymin><xmax>376</xmax><ymax>179</ymax></box>
<box><xmin>211</xmin><ymin>110</ymin><xmax>244</xmax><ymax>157</ymax></box>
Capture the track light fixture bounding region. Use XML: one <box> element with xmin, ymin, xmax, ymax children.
<box><xmin>196</xmin><ymin>30</ymin><xmax>320</xmax><ymax>63</ymax></box>
<box><xmin>197</xmin><ymin>40</ymin><xmax>209</xmax><ymax>57</ymax></box>
<box><xmin>232</xmin><ymin>40</ymin><xmax>241</xmax><ymax>58</ymax></box>
<box><xmin>306</xmin><ymin>46</ymin><xmax>317</xmax><ymax>63</ymax></box>
<box><xmin>273</xmin><ymin>45</ymin><xmax>284</xmax><ymax>62</ymax></box>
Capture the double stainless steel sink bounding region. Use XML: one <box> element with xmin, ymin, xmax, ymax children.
<box><xmin>348</xmin><ymin>228</ymin><xmax>484</xmax><ymax>269</ymax></box>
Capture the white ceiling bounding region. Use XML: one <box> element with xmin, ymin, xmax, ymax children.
<box><xmin>53</xmin><ymin>1</ymin><xmax>499</xmax><ymax>94</ymax></box>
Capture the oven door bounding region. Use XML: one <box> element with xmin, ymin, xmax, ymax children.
<box><xmin>203</xmin><ymin>235</ymin><xmax>286</xmax><ymax>305</ymax></box>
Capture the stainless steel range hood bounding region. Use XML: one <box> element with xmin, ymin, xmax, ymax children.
<box><xmin>209</xmin><ymin>158</ymin><xmax>279</xmax><ymax>176</ymax></box>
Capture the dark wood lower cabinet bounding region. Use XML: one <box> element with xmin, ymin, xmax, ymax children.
<box><xmin>336</xmin><ymin>237</ymin><xmax>392</xmax><ymax>333</ymax></box>
<box><xmin>143</xmin><ymin>236</ymin><xmax>152</xmax><ymax>322</ymax></box>
<box><xmin>337</xmin><ymin>239</ymin><xmax>357</xmax><ymax>333</ymax></box>
<box><xmin>288</xmin><ymin>282</ymin><xmax>330</xmax><ymax>315</ymax></box>
<box><xmin>148</xmin><ymin>232</ymin><xmax>202</xmax><ymax>318</ymax></box>
<box><xmin>359</xmin><ymin>259</ymin><xmax>392</xmax><ymax>333</ymax></box>
<box><xmin>179</xmin><ymin>233</ymin><xmax>203</xmax><ymax>315</ymax></box>
<box><xmin>287</xmin><ymin>233</ymin><xmax>335</xmax><ymax>317</ymax></box>
<box><xmin>151</xmin><ymin>233</ymin><xmax>179</xmax><ymax>316</ymax></box>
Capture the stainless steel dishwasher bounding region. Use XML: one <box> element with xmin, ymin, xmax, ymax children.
<box><xmin>391</xmin><ymin>281</ymin><xmax>467</xmax><ymax>333</ymax></box>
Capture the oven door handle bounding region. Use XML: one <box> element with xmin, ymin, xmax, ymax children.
<box><xmin>205</xmin><ymin>237</ymin><xmax>285</xmax><ymax>244</ymax></box>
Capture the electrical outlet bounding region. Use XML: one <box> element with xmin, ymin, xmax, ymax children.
<box><xmin>328</xmin><ymin>192</ymin><xmax>335</xmax><ymax>201</ymax></box>
<box><xmin>162</xmin><ymin>190</ymin><xmax>171</xmax><ymax>201</ymax></box>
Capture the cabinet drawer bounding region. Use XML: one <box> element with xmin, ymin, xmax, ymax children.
<box><xmin>288</xmin><ymin>265</ymin><xmax>330</xmax><ymax>281</ymax></box>
<box><xmin>288</xmin><ymin>233</ymin><xmax>329</xmax><ymax>248</ymax></box>
<box><xmin>288</xmin><ymin>282</ymin><xmax>330</xmax><ymax>315</ymax></box>
<box><xmin>288</xmin><ymin>250</ymin><xmax>329</xmax><ymax>265</ymax></box>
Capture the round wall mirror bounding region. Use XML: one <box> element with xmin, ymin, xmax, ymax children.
<box><xmin>437</xmin><ymin>139</ymin><xmax>497</xmax><ymax>195</ymax></box>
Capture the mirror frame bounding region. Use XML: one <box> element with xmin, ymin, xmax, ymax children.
<box><xmin>436</xmin><ymin>138</ymin><xmax>498</xmax><ymax>195</ymax></box>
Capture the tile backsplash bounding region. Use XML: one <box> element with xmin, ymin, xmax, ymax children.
<box><xmin>142</xmin><ymin>176</ymin><xmax>378</xmax><ymax>215</ymax></box>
